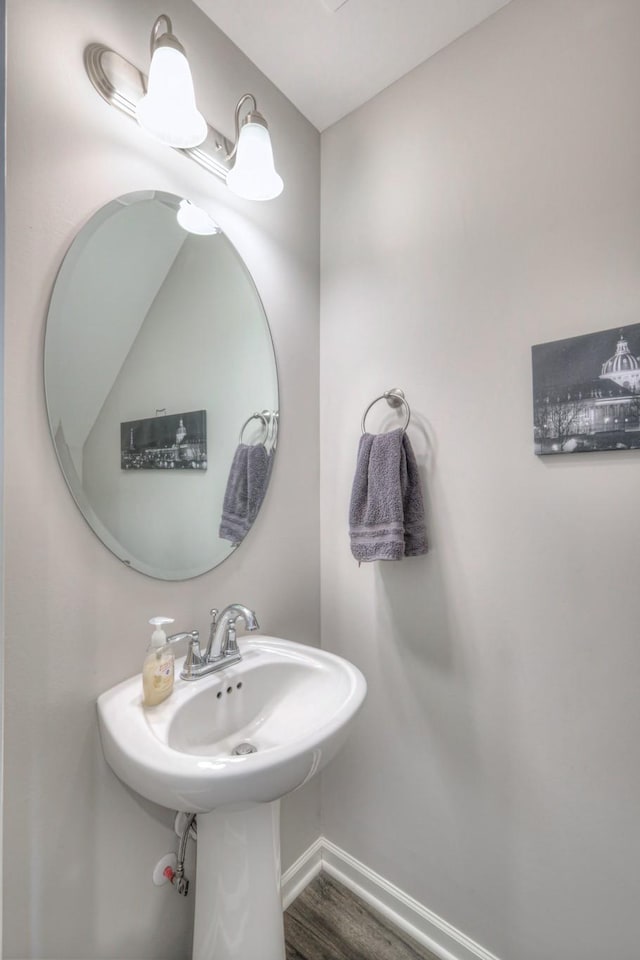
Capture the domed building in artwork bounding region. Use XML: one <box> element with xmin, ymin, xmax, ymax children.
<box><xmin>599</xmin><ymin>333</ymin><xmax>640</xmax><ymax>391</ymax></box>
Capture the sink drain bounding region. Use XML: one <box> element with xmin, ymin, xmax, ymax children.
<box><xmin>231</xmin><ymin>742</ymin><xmax>257</xmax><ymax>756</ymax></box>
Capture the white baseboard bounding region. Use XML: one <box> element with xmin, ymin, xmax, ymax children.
<box><xmin>281</xmin><ymin>836</ymin><xmax>324</xmax><ymax>910</ymax></box>
<box><xmin>281</xmin><ymin>837</ymin><xmax>501</xmax><ymax>960</ymax></box>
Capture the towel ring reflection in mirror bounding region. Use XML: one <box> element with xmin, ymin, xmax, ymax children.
<box><xmin>240</xmin><ymin>411</ymin><xmax>269</xmax><ymax>443</ymax></box>
<box><xmin>239</xmin><ymin>410</ymin><xmax>279</xmax><ymax>446</ymax></box>
<box><xmin>361</xmin><ymin>388</ymin><xmax>411</xmax><ymax>435</ymax></box>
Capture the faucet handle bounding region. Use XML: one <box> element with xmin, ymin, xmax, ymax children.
<box><xmin>202</xmin><ymin>608</ymin><xmax>220</xmax><ymax>663</ymax></box>
<box><xmin>167</xmin><ymin>629</ymin><xmax>199</xmax><ymax>647</ymax></box>
<box><xmin>183</xmin><ymin>632</ymin><xmax>204</xmax><ymax>678</ymax></box>
<box><xmin>208</xmin><ymin>608</ymin><xmax>218</xmax><ymax>646</ymax></box>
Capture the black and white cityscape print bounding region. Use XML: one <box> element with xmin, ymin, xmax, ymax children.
<box><xmin>121</xmin><ymin>410</ymin><xmax>207</xmax><ymax>470</ymax></box>
<box><xmin>532</xmin><ymin>324</ymin><xmax>640</xmax><ymax>455</ymax></box>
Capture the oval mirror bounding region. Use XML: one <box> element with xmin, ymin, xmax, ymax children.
<box><xmin>44</xmin><ymin>190</ymin><xmax>279</xmax><ymax>580</ymax></box>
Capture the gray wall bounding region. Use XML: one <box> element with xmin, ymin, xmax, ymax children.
<box><xmin>4</xmin><ymin>1</ymin><xmax>320</xmax><ymax>957</ymax></box>
<box><xmin>319</xmin><ymin>2</ymin><xmax>640</xmax><ymax>959</ymax></box>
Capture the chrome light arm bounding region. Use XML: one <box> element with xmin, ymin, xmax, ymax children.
<box><xmin>226</xmin><ymin>94</ymin><xmax>269</xmax><ymax>163</ymax></box>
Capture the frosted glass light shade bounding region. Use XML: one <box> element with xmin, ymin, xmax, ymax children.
<box><xmin>136</xmin><ymin>46</ymin><xmax>207</xmax><ymax>148</ymax></box>
<box><xmin>177</xmin><ymin>199</ymin><xmax>221</xmax><ymax>235</ymax></box>
<box><xmin>226</xmin><ymin>122</ymin><xmax>284</xmax><ymax>201</ymax></box>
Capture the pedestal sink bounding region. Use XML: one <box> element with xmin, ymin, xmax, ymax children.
<box><xmin>97</xmin><ymin>636</ymin><xmax>367</xmax><ymax>960</ymax></box>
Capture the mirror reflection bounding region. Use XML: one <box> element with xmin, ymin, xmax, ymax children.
<box><xmin>44</xmin><ymin>190</ymin><xmax>279</xmax><ymax>580</ymax></box>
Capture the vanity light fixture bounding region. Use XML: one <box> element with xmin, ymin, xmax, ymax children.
<box><xmin>136</xmin><ymin>15</ymin><xmax>207</xmax><ymax>148</ymax></box>
<box><xmin>84</xmin><ymin>15</ymin><xmax>284</xmax><ymax>200</ymax></box>
<box><xmin>176</xmin><ymin>199</ymin><xmax>221</xmax><ymax>235</ymax></box>
<box><xmin>226</xmin><ymin>95</ymin><xmax>283</xmax><ymax>201</ymax></box>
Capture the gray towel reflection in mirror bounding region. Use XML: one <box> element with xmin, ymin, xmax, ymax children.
<box><xmin>219</xmin><ymin>444</ymin><xmax>273</xmax><ymax>545</ymax></box>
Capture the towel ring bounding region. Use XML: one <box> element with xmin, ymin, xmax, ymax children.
<box><xmin>239</xmin><ymin>412</ymin><xmax>270</xmax><ymax>444</ymax></box>
<box><xmin>361</xmin><ymin>388</ymin><xmax>411</xmax><ymax>435</ymax></box>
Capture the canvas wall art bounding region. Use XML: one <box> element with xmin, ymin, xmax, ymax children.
<box><xmin>532</xmin><ymin>324</ymin><xmax>640</xmax><ymax>455</ymax></box>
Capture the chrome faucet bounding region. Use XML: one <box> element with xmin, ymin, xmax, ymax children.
<box><xmin>180</xmin><ymin>604</ymin><xmax>259</xmax><ymax>681</ymax></box>
<box><xmin>208</xmin><ymin>604</ymin><xmax>260</xmax><ymax>660</ymax></box>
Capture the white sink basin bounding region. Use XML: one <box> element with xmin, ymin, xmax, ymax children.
<box><xmin>97</xmin><ymin>635</ymin><xmax>366</xmax><ymax>813</ymax></box>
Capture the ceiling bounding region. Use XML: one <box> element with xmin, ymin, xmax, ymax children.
<box><xmin>194</xmin><ymin>0</ymin><xmax>512</xmax><ymax>131</ymax></box>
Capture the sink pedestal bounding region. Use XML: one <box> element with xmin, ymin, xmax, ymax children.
<box><xmin>193</xmin><ymin>800</ymin><xmax>285</xmax><ymax>960</ymax></box>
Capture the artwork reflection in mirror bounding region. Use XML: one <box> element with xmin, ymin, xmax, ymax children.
<box><xmin>44</xmin><ymin>191</ymin><xmax>279</xmax><ymax>580</ymax></box>
<box><xmin>121</xmin><ymin>410</ymin><xmax>208</xmax><ymax>471</ymax></box>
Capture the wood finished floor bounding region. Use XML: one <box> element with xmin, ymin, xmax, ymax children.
<box><xmin>284</xmin><ymin>874</ymin><xmax>440</xmax><ymax>960</ymax></box>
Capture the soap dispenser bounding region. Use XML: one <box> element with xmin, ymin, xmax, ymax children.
<box><xmin>142</xmin><ymin>616</ymin><xmax>176</xmax><ymax>707</ymax></box>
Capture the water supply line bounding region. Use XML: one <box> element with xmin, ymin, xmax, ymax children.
<box><xmin>164</xmin><ymin>812</ymin><xmax>197</xmax><ymax>896</ymax></box>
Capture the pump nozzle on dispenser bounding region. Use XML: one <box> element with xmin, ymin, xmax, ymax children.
<box><xmin>149</xmin><ymin>617</ymin><xmax>175</xmax><ymax>647</ymax></box>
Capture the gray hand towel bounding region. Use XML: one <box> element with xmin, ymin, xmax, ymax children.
<box><xmin>219</xmin><ymin>444</ymin><xmax>273</xmax><ymax>545</ymax></box>
<box><xmin>349</xmin><ymin>428</ymin><xmax>428</xmax><ymax>562</ymax></box>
